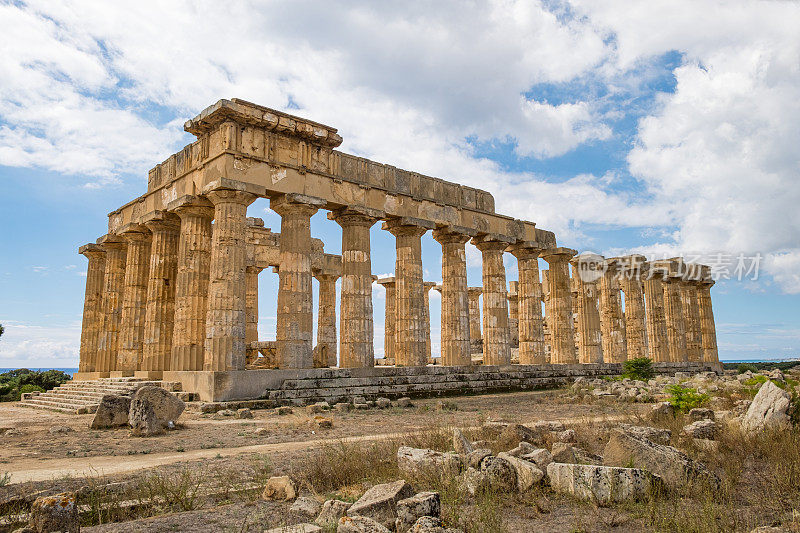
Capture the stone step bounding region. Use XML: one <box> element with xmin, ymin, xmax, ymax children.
<box><xmin>42</xmin><ymin>391</ymin><xmax>114</xmax><ymax>402</ymax></box>
<box><xmin>18</xmin><ymin>402</ymin><xmax>82</xmax><ymax>415</ymax></box>
<box><xmin>19</xmin><ymin>398</ymin><xmax>98</xmax><ymax>414</ymax></box>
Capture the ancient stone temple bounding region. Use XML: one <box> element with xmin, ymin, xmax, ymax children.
<box><xmin>73</xmin><ymin>99</ymin><xmax>720</xmax><ymax>402</ymax></box>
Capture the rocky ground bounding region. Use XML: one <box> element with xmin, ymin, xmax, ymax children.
<box><xmin>2</xmin><ymin>366</ymin><xmax>799</xmax><ymax>532</ymax></box>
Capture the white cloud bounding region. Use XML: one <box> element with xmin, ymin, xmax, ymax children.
<box><xmin>0</xmin><ymin>320</ymin><xmax>80</xmax><ymax>368</ymax></box>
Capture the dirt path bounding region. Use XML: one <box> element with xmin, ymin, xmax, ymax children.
<box><xmin>4</xmin><ymin>413</ymin><xmax>628</xmax><ymax>484</ymax></box>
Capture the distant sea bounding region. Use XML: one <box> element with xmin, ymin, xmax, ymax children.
<box><xmin>0</xmin><ymin>367</ymin><xmax>79</xmax><ymax>377</ymax></box>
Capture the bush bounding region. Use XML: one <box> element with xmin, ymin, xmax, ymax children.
<box><xmin>737</xmin><ymin>363</ymin><xmax>759</xmax><ymax>374</ymax></box>
<box><xmin>665</xmin><ymin>384</ymin><xmax>709</xmax><ymax>412</ymax></box>
<box><xmin>622</xmin><ymin>357</ymin><xmax>654</xmax><ymax>381</ymax></box>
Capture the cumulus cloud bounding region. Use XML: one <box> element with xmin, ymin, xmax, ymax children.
<box><xmin>0</xmin><ymin>320</ymin><xmax>81</xmax><ymax>367</ymax></box>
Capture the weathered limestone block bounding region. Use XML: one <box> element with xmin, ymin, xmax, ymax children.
<box><xmin>264</xmin><ymin>524</ymin><xmax>321</xmax><ymax>533</ymax></box>
<box><xmin>472</xmin><ymin>236</ymin><xmax>513</xmax><ymax>365</ymax></box>
<box><xmin>452</xmin><ymin>428</ymin><xmax>473</xmax><ymax>456</ymax></box>
<box><xmin>599</xmin><ymin>258</ymin><xmax>627</xmax><ymax>363</ymax></box>
<box><xmin>479</xmin><ymin>455</ymin><xmax>517</xmax><ymax>492</ymax></box>
<box><xmin>130</xmin><ymin>386</ymin><xmax>185</xmax><ymax>429</ymax></box>
<box><xmin>682</xmin><ymin>419</ymin><xmax>718</xmax><ymax>440</ymax></box>
<box><xmin>547</xmin><ymin>463</ymin><xmax>658</xmax><ymax>504</ymax></box>
<box><xmin>141</xmin><ymin>212</ymin><xmax>181</xmax><ymax>374</ymax></box>
<box><xmin>433</xmin><ymin>228</ymin><xmax>473</xmax><ymax>366</ymax></box>
<box><xmin>96</xmin><ymin>235</ymin><xmax>127</xmax><ymax>373</ymax></box>
<box><xmin>347</xmin><ymin>479</ymin><xmax>414</xmax><ymax>530</ymax></box>
<box><xmin>571</xmin><ymin>254</ymin><xmax>604</xmax><ymax>364</ymax></box>
<box><xmin>338</xmin><ymin>516</ymin><xmax>392</xmax><ymax>533</ymax></box>
<box><xmin>496</xmin><ymin>452</ymin><xmax>544</xmax><ymax>491</ymax></box>
<box><xmin>90</xmin><ymin>394</ymin><xmax>131</xmax><ymax>429</ymax></box>
<box><xmin>332</xmin><ymin>207</ymin><xmax>382</xmax><ymax>368</ymax></box>
<box><xmin>117</xmin><ymin>225</ymin><xmax>152</xmax><ymax>374</ymax></box>
<box><xmin>509</xmin><ymin>244</ymin><xmax>546</xmax><ymax>364</ymax></box>
<box><xmin>129</xmin><ymin>400</ymin><xmax>161</xmax><ymax>437</ymax></box>
<box><xmin>170</xmin><ymin>195</ymin><xmax>214</xmax><ymax>371</ymax></box>
<box><xmin>78</xmin><ymin>244</ymin><xmax>106</xmax><ymax>373</ymax></box>
<box><xmin>742</xmin><ymin>380</ymin><xmax>792</xmax><ymax>433</ymax></box>
<box><xmin>262</xmin><ymin>475</ymin><xmax>298</xmax><ymax>501</ymax></box>
<box><xmin>29</xmin><ymin>492</ymin><xmax>79</xmax><ymax>533</ymax></box>
<box><xmin>290</xmin><ymin>496</ymin><xmax>323</xmax><ymax>518</ymax></box>
<box><xmin>603</xmin><ymin>430</ymin><xmax>718</xmax><ymax>489</ymax></box>
<box><xmin>615</xmin><ymin>255</ymin><xmax>647</xmax><ymax>360</ymax></box>
<box><xmin>315</xmin><ymin>499</ymin><xmax>352</xmax><ymax>527</ymax></box>
<box><xmin>395</xmin><ymin>492</ymin><xmax>441</xmax><ymax>533</ymax></box>
<box><xmin>540</xmin><ymin>248</ymin><xmax>577</xmax><ymax>364</ymax></box>
<box><xmin>619</xmin><ymin>424</ymin><xmax>672</xmax><ymax>445</ymax></box>
<box><xmin>397</xmin><ymin>447</ymin><xmax>462</xmax><ymax>478</ymax></box>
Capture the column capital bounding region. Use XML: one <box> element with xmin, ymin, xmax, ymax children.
<box><xmin>167</xmin><ymin>194</ymin><xmax>215</xmax><ymax>219</ymax></box>
<box><xmin>539</xmin><ymin>246</ymin><xmax>577</xmax><ymax>263</ymax></box>
<box><xmin>506</xmin><ymin>241</ymin><xmax>544</xmax><ymax>259</ymax></box>
<box><xmin>96</xmin><ymin>233</ymin><xmax>127</xmax><ymax>251</ymax></box>
<box><xmin>79</xmin><ymin>243</ymin><xmax>105</xmax><ymax>259</ymax></box>
<box><xmin>201</xmin><ymin>178</ymin><xmax>266</xmax><ymax>200</ymax></box>
<box><xmin>142</xmin><ymin>210</ymin><xmax>181</xmax><ymax>233</ymax></box>
<box><xmin>328</xmin><ymin>205</ymin><xmax>384</xmax><ymax>227</ymax></box>
<box><xmin>313</xmin><ymin>270</ymin><xmax>340</xmax><ymax>282</ymax></box>
<box><xmin>382</xmin><ymin>216</ymin><xmax>435</xmax><ymax>237</ymax></box>
<box><xmin>471</xmin><ymin>233</ymin><xmax>514</xmax><ymax>252</ymax></box>
<box><xmin>375</xmin><ymin>276</ymin><xmax>396</xmax><ymax>287</ymax></box>
<box><xmin>508</xmin><ymin>280</ymin><xmax>518</xmax><ymax>298</ymax></box>
<box><xmin>468</xmin><ymin>286</ymin><xmax>483</xmax><ymax>296</ymax></box>
<box><xmin>432</xmin><ymin>225</ymin><xmax>477</xmax><ymax>245</ymax></box>
<box><xmin>118</xmin><ymin>223</ymin><xmax>151</xmax><ymax>242</ymax></box>
<box><xmin>271</xmin><ymin>193</ymin><xmax>326</xmax><ymax>218</ymax></box>
<box><xmin>246</xmin><ymin>265</ymin><xmax>264</xmax><ymax>274</ymax></box>
<box><xmin>423</xmin><ymin>281</ymin><xmax>437</xmax><ymax>291</ymax></box>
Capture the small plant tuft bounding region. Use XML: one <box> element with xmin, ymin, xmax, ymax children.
<box><xmin>622</xmin><ymin>357</ymin><xmax>654</xmax><ymax>381</ymax></box>
<box><xmin>665</xmin><ymin>384</ymin><xmax>709</xmax><ymax>412</ymax></box>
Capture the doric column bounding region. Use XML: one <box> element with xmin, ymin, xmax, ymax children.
<box><xmin>642</xmin><ymin>265</ymin><xmax>670</xmax><ymax>362</ymax></box>
<box><xmin>96</xmin><ymin>235</ymin><xmax>127</xmax><ymax>374</ymax></box>
<box><xmin>698</xmin><ymin>276</ymin><xmax>719</xmax><ymax>363</ymax></box>
<box><xmin>376</xmin><ymin>277</ymin><xmax>397</xmax><ymax>362</ymax></box>
<box><xmin>423</xmin><ymin>281</ymin><xmax>436</xmax><ymax>361</ymax></box>
<box><xmin>204</xmin><ymin>185</ymin><xmax>258</xmax><ymax>372</ymax></box>
<box><xmin>468</xmin><ymin>287</ymin><xmax>483</xmax><ymax>344</ymax></box>
<box><xmin>331</xmin><ymin>207</ymin><xmax>383</xmax><ymax>368</ymax></box>
<box><xmin>507</xmin><ymin>281</ymin><xmax>520</xmax><ymax>349</ymax></box>
<box><xmin>615</xmin><ymin>254</ymin><xmax>647</xmax><ymax>360</ymax></box>
<box><xmin>139</xmin><ymin>212</ymin><xmax>180</xmax><ymax>376</ymax></box>
<box><xmin>681</xmin><ymin>279</ymin><xmax>703</xmax><ymax>362</ymax></box>
<box><xmin>245</xmin><ymin>266</ymin><xmax>263</xmax><ymax>365</ymax></box>
<box><xmin>385</xmin><ymin>217</ymin><xmax>434</xmax><ymax>367</ymax></box>
<box><xmin>509</xmin><ymin>244</ymin><xmax>546</xmax><ymax>365</ymax></box>
<box><xmin>540</xmin><ymin>248</ymin><xmax>577</xmax><ymax>364</ymax></box>
<box><xmin>272</xmin><ymin>194</ymin><xmax>324</xmax><ymax>369</ymax></box>
<box><xmin>599</xmin><ymin>258</ymin><xmax>627</xmax><ymax>363</ymax></box>
<box><xmin>314</xmin><ymin>271</ymin><xmax>339</xmax><ymax>367</ymax></box>
<box><xmin>661</xmin><ymin>269</ymin><xmax>688</xmax><ymax>363</ymax></box>
<box><xmin>432</xmin><ymin>227</ymin><xmax>473</xmax><ymax>366</ymax></box>
<box><xmin>169</xmin><ymin>195</ymin><xmax>214</xmax><ymax>372</ymax></box>
<box><xmin>116</xmin><ymin>224</ymin><xmax>152</xmax><ymax>375</ymax></box>
<box><xmin>570</xmin><ymin>254</ymin><xmax>604</xmax><ymax>364</ymax></box>
<box><xmin>472</xmin><ymin>235</ymin><xmax>513</xmax><ymax>366</ymax></box>
<box><xmin>78</xmin><ymin>244</ymin><xmax>106</xmax><ymax>374</ymax></box>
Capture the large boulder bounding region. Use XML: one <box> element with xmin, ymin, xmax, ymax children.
<box><xmin>130</xmin><ymin>386</ymin><xmax>184</xmax><ymax>426</ymax></box>
<box><xmin>129</xmin><ymin>400</ymin><xmax>163</xmax><ymax>437</ymax></box>
<box><xmin>262</xmin><ymin>475</ymin><xmax>298</xmax><ymax>501</ymax></box>
<box><xmin>90</xmin><ymin>394</ymin><xmax>131</xmax><ymax>429</ymax></box>
<box><xmin>397</xmin><ymin>447</ymin><xmax>461</xmax><ymax>478</ymax></box>
<box><xmin>604</xmin><ymin>430</ymin><xmax>719</xmax><ymax>490</ymax></box>
<box><xmin>546</xmin><ymin>463</ymin><xmax>659</xmax><ymax>504</ymax></box>
<box><xmin>347</xmin><ymin>479</ymin><xmax>414</xmax><ymax>529</ymax></box>
<box><xmin>29</xmin><ymin>492</ymin><xmax>79</xmax><ymax>533</ymax></box>
<box><xmin>496</xmin><ymin>453</ymin><xmax>544</xmax><ymax>492</ymax></box>
<box><xmin>338</xmin><ymin>515</ymin><xmax>392</xmax><ymax>532</ymax></box>
<box><xmin>395</xmin><ymin>492</ymin><xmax>440</xmax><ymax>533</ymax></box>
<box><xmin>742</xmin><ymin>380</ymin><xmax>793</xmax><ymax>433</ymax></box>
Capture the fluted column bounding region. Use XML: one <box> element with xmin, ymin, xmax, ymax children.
<box><xmin>571</xmin><ymin>255</ymin><xmax>604</xmax><ymax>364</ymax></box>
<box><xmin>139</xmin><ymin>212</ymin><xmax>180</xmax><ymax>377</ymax></box>
<box><xmin>681</xmin><ymin>280</ymin><xmax>703</xmax><ymax>362</ymax></box>
<box><xmin>332</xmin><ymin>207</ymin><xmax>383</xmax><ymax>368</ymax></box>
<box><xmin>540</xmin><ymin>248</ymin><xmax>577</xmax><ymax>364</ymax></box>
<box><xmin>77</xmin><ymin>244</ymin><xmax>106</xmax><ymax>374</ymax></box>
<box><xmin>116</xmin><ymin>224</ymin><xmax>152</xmax><ymax>375</ymax></box>
<box><xmin>423</xmin><ymin>281</ymin><xmax>436</xmax><ymax>361</ymax></box>
<box><xmin>432</xmin><ymin>228</ymin><xmax>472</xmax><ymax>366</ymax></box>
<box><xmin>698</xmin><ymin>278</ymin><xmax>719</xmax><ymax>363</ymax></box>
<box><xmin>616</xmin><ymin>254</ymin><xmax>647</xmax><ymax>360</ymax></box>
<box><xmin>599</xmin><ymin>258</ymin><xmax>627</xmax><ymax>363</ymax></box>
<box><xmin>96</xmin><ymin>235</ymin><xmax>127</xmax><ymax>375</ymax></box>
<box><xmin>642</xmin><ymin>266</ymin><xmax>670</xmax><ymax>362</ymax></box>
<box><xmin>272</xmin><ymin>194</ymin><xmax>324</xmax><ymax>369</ymax></box>
<box><xmin>663</xmin><ymin>274</ymin><xmax>688</xmax><ymax>363</ymax></box>
<box><xmin>376</xmin><ymin>277</ymin><xmax>396</xmax><ymax>362</ymax></box>
<box><xmin>472</xmin><ymin>236</ymin><xmax>512</xmax><ymax>366</ymax></box>
<box><xmin>245</xmin><ymin>266</ymin><xmax>263</xmax><ymax>365</ymax></box>
<box><xmin>507</xmin><ymin>281</ymin><xmax>520</xmax><ymax>349</ymax></box>
<box><xmin>169</xmin><ymin>196</ymin><xmax>214</xmax><ymax>371</ymax></box>
<box><xmin>204</xmin><ymin>187</ymin><xmax>258</xmax><ymax>372</ymax></box>
<box><xmin>314</xmin><ymin>272</ymin><xmax>339</xmax><ymax>367</ymax></box>
<box><xmin>509</xmin><ymin>244</ymin><xmax>546</xmax><ymax>365</ymax></box>
<box><xmin>385</xmin><ymin>218</ymin><xmax>433</xmax><ymax>366</ymax></box>
<box><xmin>468</xmin><ymin>287</ymin><xmax>483</xmax><ymax>345</ymax></box>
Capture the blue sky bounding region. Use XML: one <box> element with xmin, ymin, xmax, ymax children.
<box><xmin>1</xmin><ymin>0</ymin><xmax>799</xmax><ymax>367</ymax></box>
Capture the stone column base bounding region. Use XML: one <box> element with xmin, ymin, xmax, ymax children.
<box><xmin>109</xmin><ymin>371</ymin><xmax>135</xmax><ymax>378</ymax></box>
<box><xmin>72</xmin><ymin>371</ymin><xmax>110</xmax><ymax>380</ymax></box>
<box><xmin>134</xmin><ymin>370</ymin><xmax>164</xmax><ymax>380</ymax></box>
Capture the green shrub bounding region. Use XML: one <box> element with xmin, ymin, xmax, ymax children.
<box><xmin>622</xmin><ymin>357</ymin><xmax>654</xmax><ymax>381</ymax></box>
<box><xmin>0</xmin><ymin>368</ymin><xmax>71</xmax><ymax>402</ymax></box>
<box><xmin>19</xmin><ymin>383</ymin><xmax>44</xmax><ymax>394</ymax></box>
<box><xmin>665</xmin><ymin>384</ymin><xmax>709</xmax><ymax>412</ymax></box>
<box><xmin>737</xmin><ymin>363</ymin><xmax>759</xmax><ymax>374</ymax></box>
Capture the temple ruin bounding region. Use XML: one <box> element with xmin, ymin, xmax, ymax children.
<box><xmin>68</xmin><ymin>99</ymin><xmax>719</xmax><ymax>402</ymax></box>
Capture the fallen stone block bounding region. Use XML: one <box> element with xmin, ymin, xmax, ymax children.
<box><xmin>347</xmin><ymin>479</ymin><xmax>414</xmax><ymax>529</ymax></box>
<box><xmin>649</xmin><ymin>402</ymin><xmax>675</xmax><ymax>422</ymax></box>
<box><xmin>479</xmin><ymin>455</ymin><xmax>517</xmax><ymax>492</ymax></box>
<box><xmin>338</xmin><ymin>515</ymin><xmax>392</xmax><ymax>532</ymax></box>
<box><xmin>395</xmin><ymin>491</ymin><xmax>440</xmax><ymax>533</ymax></box>
<box><xmin>264</xmin><ymin>524</ymin><xmax>321</xmax><ymax>533</ymax></box>
<box><xmin>498</xmin><ymin>423</ymin><xmax>542</xmax><ymax>447</ymax></box>
<box><xmin>452</xmin><ymin>428</ymin><xmax>473</xmax><ymax>456</ymax></box>
<box><xmin>90</xmin><ymin>394</ymin><xmax>131</xmax><ymax>429</ymax></box>
<box><xmin>408</xmin><ymin>516</ymin><xmax>464</xmax><ymax>532</ymax></box>
<box><xmin>397</xmin><ymin>447</ymin><xmax>461</xmax><ymax>478</ymax></box>
<box><xmin>466</xmin><ymin>449</ymin><xmax>492</xmax><ymax>469</ymax></box>
<box><xmin>507</xmin><ymin>442</ymin><xmax>536</xmax><ymax>457</ymax></box>
<box><xmin>619</xmin><ymin>424</ymin><xmax>671</xmax><ymax>445</ymax></box>
<box><xmin>742</xmin><ymin>380</ymin><xmax>792</xmax><ymax>433</ymax></box>
<box><xmin>262</xmin><ymin>475</ymin><xmax>298</xmax><ymax>501</ymax></box>
<box><xmin>682</xmin><ymin>420</ymin><xmax>718</xmax><ymax>440</ymax></box>
<box><xmin>131</xmin><ymin>386</ymin><xmax>184</xmax><ymax>426</ymax></box>
<box><xmin>235</xmin><ymin>408</ymin><xmax>253</xmax><ymax>419</ymax></box>
<box><xmin>547</xmin><ymin>463</ymin><xmax>659</xmax><ymax>504</ymax></box>
<box><xmin>29</xmin><ymin>492</ymin><xmax>79</xmax><ymax>533</ymax></box>
<box><xmin>129</xmin><ymin>400</ymin><xmax>163</xmax><ymax>437</ymax></box>
<box><xmin>688</xmin><ymin>408</ymin><xmax>715</xmax><ymax>422</ymax></box>
<box><xmin>520</xmin><ymin>448</ymin><xmax>553</xmax><ymax>470</ymax></box>
<box><xmin>496</xmin><ymin>453</ymin><xmax>544</xmax><ymax>492</ymax></box>
<box><xmin>291</xmin><ymin>496</ymin><xmax>323</xmax><ymax>518</ymax></box>
<box><xmin>315</xmin><ymin>499</ymin><xmax>351</xmax><ymax>527</ymax></box>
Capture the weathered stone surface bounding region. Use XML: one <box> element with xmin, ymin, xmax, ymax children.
<box><xmin>347</xmin><ymin>479</ymin><xmax>414</xmax><ymax>529</ymax></box>
<box><xmin>398</xmin><ymin>447</ymin><xmax>461</xmax><ymax>478</ymax></box>
<box><xmin>130</xmin><ymin>386</ymin><xmax>184</xmax><ymax>427</ymax></box>
<box><xmin>479</xmin><ymin>455</ymin><xmax>517</xmax><ymax>492</ymax></box>
<box><xmin>337</xmin><ymin>515</ymin><xmax>392</xmax><ymax>532</ymax></box>
<box><xmin>315</xmin><ymin>499</ymin><xmax>351</xmax><ymax>527</ymax></box>
<box><xmin>556</xmin><ymin>429</ymin><xmax>577</xmax><ymax>443</ymax></box>
<box><xmin>235</xmin><ymin>408</ymin><xmax>254</xmax><ymax>419</ymax></box>
<box><xmin>129</xmin><ymin>400</ymin><xmax>163</xmax><ymax>437</ymax></box>
<box><xmin>291</xmin><ymin>496</ymin><xmax>323</xmax><ymax>518</ymax></box>
<box><xmin>547</xmin><ymin>463</ymin><xmax>658</xmax><ymax>504</ymax></box>
<box><xmin>520</xmin><ymin>448</ymin><xmax>553</xmax><ymax>470</ymax></box>
<box><xmin>29</xmin><ymin>492</ymin><xmax>79</xmax><ymax>533</ymax></box>
<box><xmin>395</xmin><ymin>492</ymin><xmax>440</xmax><ymax>533</ymax></box>
<box><xmin>496</xmin><ymin>453</ymin><xmax>544</xmax><ymax>491</ymax></box>
<box><xmin>262</xmin><ymin>476</ymin><xmax>298</xmax><ymax>501</ymax></box>
<box><xmin>264</xmin><ymin>524</ymin><xmax>321</xmax><ymax>533</ymax></box>
<box><xmin>459</xmin><ymin>467</ymin><xmax>490</xmax><ymax>496</ymax></box>
<box><xmin>408</xmin><ymin>516</ymin><xmax>464</xmax><ymax>532</ymax></box>
<box><xmin>498</xmin><ymin>423</ymin><xmax>542</xmax><ymax>447</ymax></box>
<box><xmin>466</xmin><ymin>449</ymin><xmax>492</xmax><ymax>469</ymax></box>
<box><xmin>688</xmin><ymin>408</ymin><xmax>715</xmax><ymax>422</ymax></box>
<box><xmin>649</xmin><ymin>402</ymin><xmax>675</xmax><ymax>421</ymax></box>
<box><xmin>682</xmin><ymin>419</ymin><xmax>717</xmax><ymax>440</ymax></box>
<box><xmin>604</xmin><ymin>430</ymin><xmax>718</xmax><ymax>489</ymax></box>
<box><xmin>619</xmin><ymin>424</ymin><xmax>671</xmax><ymax>446</ymax></box>
<box><xmin>507</xmin><ymin>442</ymin><xmax>536</xmax><ymax>457</ymax></box>
<box><xmin>90</xmin><ymin>394</ymin><xmax>131</xmax><ymax>429</ymax></box>
<box><xmin>452</xmin><ymin>428</ymin><xmax>473</xmax><ymax>456</ymax></box>
<box><xmin>551</xmin><ymin>442</ymin><xmax>577</xmax><ymax>464</ymax></box>
<box><xmin>742</xmin><ymin>380</ymin><xmax>792</xmax><ymax>433</ymax></box>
